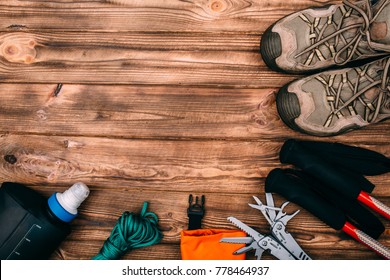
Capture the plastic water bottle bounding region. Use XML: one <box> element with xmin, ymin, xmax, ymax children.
<box><xmin>0</xmin><ymin>182</ymin><xmax>90</xmax><ymax>260</ymax></box>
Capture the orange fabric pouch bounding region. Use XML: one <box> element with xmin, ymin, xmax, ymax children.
<box><xmin>180</xmin><ymin>228</ymin><xmax>247</xmax><ymax>260</ymax></box>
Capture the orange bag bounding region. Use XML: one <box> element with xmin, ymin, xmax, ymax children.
<box><xmin>180</xmin><ymin>228</ymin><xmax>247</xmax><ymax>260</ymax></box>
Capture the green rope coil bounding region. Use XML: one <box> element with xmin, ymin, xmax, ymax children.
<box><xmin>92</xmin><ymin>201</ymin><xmax>163</xmax><ymax>260</ymax></box>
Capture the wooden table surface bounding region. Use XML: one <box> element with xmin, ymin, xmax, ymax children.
<box><xmin>0</xmin><ymin>0</ymin><xmax>389</xmax><ymax>260</ymax></box>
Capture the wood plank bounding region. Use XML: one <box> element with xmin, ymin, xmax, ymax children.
<box><xmin>0</xmin><ymin>31</ymin><xmax>260</xmax><ymax>52</ymax></box>
<box><xmin>1</xmin><ymin>0</ymin><xmax>340</xmax><ymax>32</ymax></box>
<box><xmin>1</xmin><ymin>135</ymin><xmax>389</xmax><ymax>192</ymax></box>
<box><xmin>0</xmin><ymin>84</ymin><xmax>389</xmax><ymax>141</ymax></box>
<box><xmin>0</xmin><ymin>134</ymin><xmax>288</xmax><ymax>190</ymax></box>
<box><xmin>0</xmin><ymin>31</ymin><xmax>295</xmax><ymax>87</ymax></box>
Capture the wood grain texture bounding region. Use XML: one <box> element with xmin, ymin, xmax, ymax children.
<box><xmin>0</xmin><ymin>0</ymin><xmax>389</xmax><ymax>261</ymax></box>
<box><xmin>0</xmin><ymin>0</ymin><xmax>337</xmax><ymax>86</ymax></box>
<box><xmin>1</xmin><ymin>135</ymin><xmax>389</xmax><ymax>194</ymax></box>
<box><xmin>0</xmin><ymin>84</ymin><xmax>389</xmax><ymax>141</ymax></box>
<box><xmin>0</xmin><ymin>31</ymin><xmax>295</xmax><ymax>87</ymax></box>
<box><xmin>1</xmin><ymin>0</ymin><xmax>340</xmax><ymax>32</ymax></box>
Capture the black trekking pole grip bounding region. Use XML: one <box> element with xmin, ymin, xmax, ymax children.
<box><xmin>279</xmin><ymin>139</ymin><xmax>375</xmax><ymax>196</ymax></box>
<box><xmin>265</xmin><ymin>168</ymin><xmax>346</xmax><ymax>230</ymax></box>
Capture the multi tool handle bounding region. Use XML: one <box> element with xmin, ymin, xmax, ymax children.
<box><xmin>271</xmin><ymin>220</ymin><xmax>311</xmax><ymax>260</ymax></box>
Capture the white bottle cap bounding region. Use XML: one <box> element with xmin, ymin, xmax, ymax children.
<box><xmin>56</xmin><ymin>182</ymin><xmax>90</xmax><ymax>215</ymax></box>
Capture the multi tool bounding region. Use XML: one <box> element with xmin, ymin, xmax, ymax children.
<box><xmin>220</xmin><ymin>193</ymin><xmax>311</xmax><ymax>260</ymax></box>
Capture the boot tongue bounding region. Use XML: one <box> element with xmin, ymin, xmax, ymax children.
<box><xmin>370</xmin><ymin>2</ymin><xmax>390</xmax><ymax>44</ymax></box>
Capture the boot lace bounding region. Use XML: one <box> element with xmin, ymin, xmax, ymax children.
<box><xmin>295</xmin><ymin>0</ymin><xmax>390</xmax><ymax>66</ymax></box>
<box><xmin>315</xmin><ymin>57</ymin><xmax>390</xmax><ymax>127</ymax></box>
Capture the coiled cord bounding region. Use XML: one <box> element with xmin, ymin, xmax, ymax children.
<box><xmin>92</xmin><ymin>202</ymin><xmax>163</xmax><ymax>260</ymax></box>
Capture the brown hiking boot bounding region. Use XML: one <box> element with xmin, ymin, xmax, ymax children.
<box><xmin>276</xmin><ymin>56</ymin><xmax>390</xmax><ymax>136</ymax></box>
<box><xmin>261</xmin><ymin>0</ymin><xmax>390</xmax><ymax>73</ymax></box>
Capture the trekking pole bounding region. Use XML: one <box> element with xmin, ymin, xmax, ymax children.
<box><xmin>265</xmin><ymin>168</ymin><xmax>390</xmax><ymax>259</ymax></box>
<box><xmin>280</xmin><ymin>139</ymin><xmax>390</xmax><ymax>220</ymax></box>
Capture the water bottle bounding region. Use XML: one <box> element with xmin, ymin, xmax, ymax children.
<box><xmin>0</xmin><ymin>182</ymin><xmax>90</xmax><ymax>260</ymax></box>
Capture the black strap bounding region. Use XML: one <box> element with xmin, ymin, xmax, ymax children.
<box><xmin>187</xmin><ymin>194</ymin><xmax>205</xmax><ymax>230</ymax></box>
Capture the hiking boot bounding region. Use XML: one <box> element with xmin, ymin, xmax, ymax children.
<box><xmin>276</xmin><ymin>56</ymin><xmax>390</xmax><ymax>136</ymax></box>
<box><xmin>260</xmin><ymin>0</ymin><xmax>390</xmax><ymax>73</ymax></box>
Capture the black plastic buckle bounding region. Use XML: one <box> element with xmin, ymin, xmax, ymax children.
<box><xmin>187</xmin><ymin>194</ymin><xmax>205</xmax><ymax>230</ymax></box>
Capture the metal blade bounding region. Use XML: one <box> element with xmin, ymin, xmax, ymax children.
<box><xmin>226</xmin><ymin>217</ymin><xmax>296</xmax><ymax>260</ymax></box>
<box><xmin>265</xmin><ymin>192</ymin><xmax>275</xmax><ymax>207</ymax></box>
<box><xmin>227</xmin><ymin>217</ymin><xmax>264</xmax><ymax>242</ymax></box>
<box><xmin>278</xmin><ymin>209</ymin><xmax>300</xmax><ymax>225</ymax></box>
<box><xmin>233</xmin><ymin>244</ymin><xmax>257</xmax><ymax>255</ymax></box>
<box><xmin>220</xmin><ymin>237</ymin><xmax>253</xmax><ymax>244</ymax></box>
<box><xmin>251</xmin><ymin>196</ymin><xmax>282</xmax><ymax>212</ymax></box>
<box><xmin>248</xmin><ymin>203</ymin><xmax>273</xmax><ymax>225</ymax></box>
<box><xmin>265</xmin><ymin>192</ymin><xmax>276</xmax><ymax>221</ymax></box>
<box><xmin>249</xmin><ymin>196</ymin><xmax>281</xmax><ymax>226</ymax></box>
<box><xmin>274</xmin><ymin>201</ymin><xmax>289</xmax><ymax>221</ymax></box>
